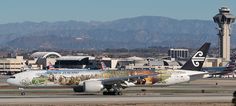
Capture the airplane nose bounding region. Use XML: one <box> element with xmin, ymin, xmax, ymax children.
<box><xmin>7</xmin><ymin>78</ymin><xmax>16</xmax><ymax>85</ymax></box>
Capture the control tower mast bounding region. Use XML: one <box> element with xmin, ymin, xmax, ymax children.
<box><xmin>213</xmin><ymin>7</ymin><xmax>235</xmax><ymax>65</ymax></box>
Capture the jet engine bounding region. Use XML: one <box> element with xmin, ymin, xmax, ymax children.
<box><xmin>73</xmin><ymin>80</ymin><xmax>104</xmax><ymax>93</ymax></box>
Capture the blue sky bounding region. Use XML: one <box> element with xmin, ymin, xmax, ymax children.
<box><xmin>0</xmin><ymin>0</ymin><xmax>235</xmax><ymax>24</ymax></box>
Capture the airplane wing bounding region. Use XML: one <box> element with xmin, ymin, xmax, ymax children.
<box><xmin>100</xmin><ymin>74</ymin><xmax>157</xmax><ymax>86</ymax></box>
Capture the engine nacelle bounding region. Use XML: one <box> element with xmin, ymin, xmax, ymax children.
<box><xmin>73</xmin><ymin>80</ymin><xmax>104</xmax><ymax>93</ymax></box>
<box><xmin>84</xmin><ymin>80</ymin><xmax>104</xmax><ymax>92</ymax></box>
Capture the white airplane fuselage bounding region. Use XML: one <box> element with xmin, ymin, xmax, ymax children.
<box><xmin>7</xmin><ymin>69</ymin><xmax>206</xmax><ymax>88</ymax></box>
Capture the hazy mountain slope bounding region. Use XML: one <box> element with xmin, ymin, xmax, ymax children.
<box><xmin>0</xmin><ymin>16</ymin><xmax>235</xmax><ymax>49</ymax></box>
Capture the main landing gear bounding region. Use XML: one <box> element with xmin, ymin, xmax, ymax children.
<box><xmin>103</xmin><ymin>90</ymin><xmax>123</xmax><ymax>95</ymax></box>
<box><xmin>103</xmin><ymin>84</ymin><xmax>123</xmax><ymax>95</ymax></box>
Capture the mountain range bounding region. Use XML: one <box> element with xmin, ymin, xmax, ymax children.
<box><xmin>0</xmin><ymin>16</ymin><xmax>235</xmax><ymax>50</ymax></box>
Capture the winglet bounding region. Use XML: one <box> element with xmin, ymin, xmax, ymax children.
<box><xmin>180</xmin><ymin>42</ymin><xmax>211</xmax><ymax>71</ymax></box>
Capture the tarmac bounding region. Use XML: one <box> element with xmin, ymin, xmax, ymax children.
<box><xmin>0</xmin><ymin>93</ymin><xmax>234</xmax><ymax>106</ymax></box>
<box><xmin>0</xmin><ymin>95</ymin><xmax>232</xmax><ymax>104</ymax></box>
<box><xmin>0</xmin><ymin>75</ymin><xmax>236</xmax><ymax>106</ymax></box>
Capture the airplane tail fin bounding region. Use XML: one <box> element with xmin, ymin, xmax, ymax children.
<box><xmin>180</xmin><ymin>42</ymin><xmax>211</xmax><ymax>71</ymax></box>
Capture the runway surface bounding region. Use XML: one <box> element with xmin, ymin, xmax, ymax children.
<box><xmin>0</xmin><ymin>78</ymin><xmax>236</xmax><ymax>105</ymax></box>
<box><xmin>0</xmin><ymin>95</ymin><xmax>233</xmax><ymax>103</ymax></box>
<box><xmin>0</xmin><ymin>94</ymin><xmax>234</xmax><ymax>106</ymax></box>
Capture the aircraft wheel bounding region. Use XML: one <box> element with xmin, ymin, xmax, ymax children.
<box><xmin>113</xmin><ymin>91</ymin><xmax>118</xmax><ymax>95</ymax></box>
<box><xmin>113</xmin><ymin>91</ymin><xmax>122</xmax><ymax>95</ymax></box>
<box><xmin>103</xmin><ymin>91</ymin><xmax>109</xmax><ymax>95</ymax></box>
<box><xmin>20</xmin><ymin>92</ymin><xmax>25</xmax><ymax>96</ymax></box>
<box><xmin>19</xmin><ymin>88</ymin><xmax>25</xmax><ymax>96</ymax></box>
<box><xmin>118</xmin><ymin>91</ymin><xmax>123</xmax><ymax>95</ymax></box>
<box><xmin>103</xmin><ymin>91</ymin><xmax>122</xmax><ymax>95</ymax></box>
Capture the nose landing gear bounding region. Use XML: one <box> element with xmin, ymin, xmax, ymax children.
<box><xmin>19</xmin><ymin>88</ymin><xmax>25</xmax><ymax>95</ymax></box>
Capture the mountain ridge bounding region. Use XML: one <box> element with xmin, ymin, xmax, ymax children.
<box><xmin>0</xmin><ymin>16</ymin><xmax>235</xmax><ymax>50</ymax></box>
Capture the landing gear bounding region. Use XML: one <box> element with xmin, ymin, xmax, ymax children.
<box><xmin>103</xmin><ymin>84</ymin><xmax>123</xmax><ymax>95</ymax></box>
<box><xmin>19</xmin><ymin>88</ymin><xmax>25</xmax><ymax>96</ymax></box>
<box><xmin>21</xmin><ymin>92</ymin><xmax>25</xmax><ymax>95</ymax></box>
<box><xmin>103</xmin><ymin>90</ymin><xmax>122</xmax><ymax>95</ymax></box>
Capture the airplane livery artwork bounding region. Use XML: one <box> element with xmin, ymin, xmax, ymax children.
<box><xmin>21</xmin><ymin>70</ymin><xmax>172</xmax><ymax>87</ymax></box>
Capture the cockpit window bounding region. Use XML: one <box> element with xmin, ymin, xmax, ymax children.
<box><xmin>9</xmin><ymin>76</ymin><xmax>16</xmax><ymax>78</ymax></box>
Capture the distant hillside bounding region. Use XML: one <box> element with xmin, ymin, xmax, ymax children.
<box><xmin>0</xmin><ymin>16</ymin><xmax>235</xmax><ymax>49</ymax></box>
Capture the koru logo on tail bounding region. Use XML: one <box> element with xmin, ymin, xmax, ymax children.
<box><xmin>191</xmin><ymin>51</ymin><xmax>205</xmax><ymax>67</ymax></box>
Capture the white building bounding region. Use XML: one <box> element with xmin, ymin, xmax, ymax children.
<box><xmin>168</xmin><ymin>48</ymin><xmax>189</xmax><ymax>59</ymax></box>
<box><xmin>0</xmin><ymin>56</ymin><xmax>25</xmax><ymax>74</ymax></box>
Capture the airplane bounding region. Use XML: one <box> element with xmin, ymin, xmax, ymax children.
<box><xmin>202</xmin><ymin>60</ymin><xmax>236</xmax><ymax>78</ymax></box>
<box><xmin>7</xmin><ymin>42</ymin><xmax>210</xmax><ymax>95</ymax></box>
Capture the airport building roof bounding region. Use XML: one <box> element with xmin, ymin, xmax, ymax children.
<box><xmin>56</xmin><ymin>56</ymin><xmax>95</xmax><ymax>61</ymax></box>
<box><xmin>127</xmin><ymin>56</ymin><xmax>144</xmax><ymax>61</ymax></box>
<box><xmin>31</xmin><ymin>52</ymin><xmax>62</xmax><ymax>58</ymax></box>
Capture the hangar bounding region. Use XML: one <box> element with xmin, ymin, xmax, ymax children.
<box><xmin>31</xmin><ymin>52</ymin><xmax>62</xmax><ymax>69</ymax></box>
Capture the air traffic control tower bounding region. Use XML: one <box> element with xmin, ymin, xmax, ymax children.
<box><xmin>213</xmin><ymin>7</ymin><xmax>235</xmax><ymax>65</ymax></box>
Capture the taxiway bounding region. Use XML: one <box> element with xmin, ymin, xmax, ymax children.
<box><xmin>0</xmin><ymin>78</ymin><xmax>236</xmax><ymax>106</ymax></box>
